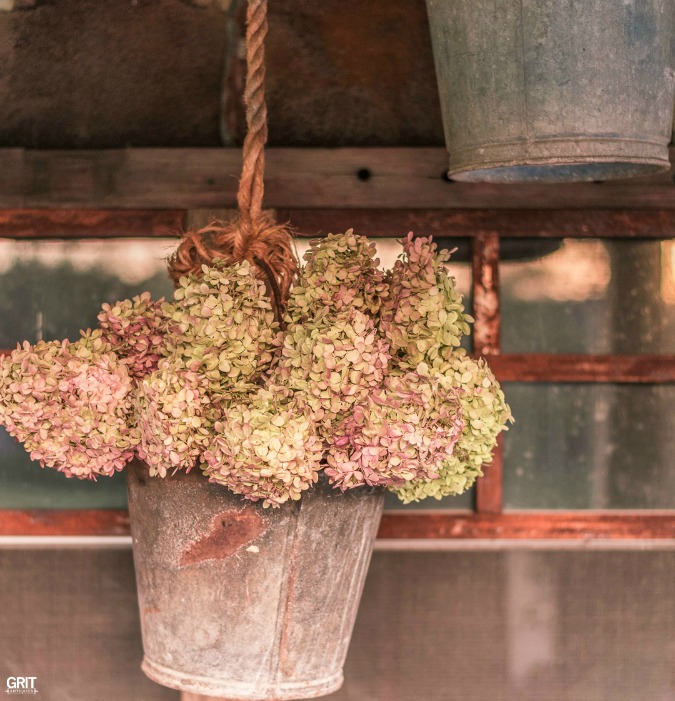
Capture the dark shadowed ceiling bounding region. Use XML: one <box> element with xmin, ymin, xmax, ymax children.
<box><xmin>0</xmin><ymin>0</ymin><xmax>445</xmax><ymax>148</ymax></box>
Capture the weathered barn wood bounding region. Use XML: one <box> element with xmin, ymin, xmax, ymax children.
<box><xmin>3</xmin><ymin>207</ymin><xmax>675</xmax><ymax>239</ymax></box>
<box><xmin>0</xmin><ymin>148</ymin><xmax>674</xmax><ymax>209</ymax></box>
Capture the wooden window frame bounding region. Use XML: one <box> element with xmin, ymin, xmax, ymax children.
<box><xmin>0</xmin><ymin>147</ymin><xmax>673</xmax><ymax>541</ymax></box>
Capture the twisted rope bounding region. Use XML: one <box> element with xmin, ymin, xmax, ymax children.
<box><xmin>168</xmin><ymin>0</ymin><xmax>297</xmax><ymax>316</ymax></box>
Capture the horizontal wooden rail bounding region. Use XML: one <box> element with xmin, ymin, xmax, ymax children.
<box><xmin>0</xmin><ymin>148</ymin><xmax>673</xmax><ymax>210</ymax></box>
<box><xmin>0</xmin><ymin>208</ymin><xmax>186</xmax><ymax>238</ymax></box>
<box><xmin>378</xmin><ymin>512</ymin><xmax>675</xmax><ymax>540</ymax></box>
<box><xmin>488</xmin><ymin>354</ymin><xmax>675</xmax><ymax>383</ymax></box>
<box><xmin>1</xmin><ymin>207</ymin><xmax>675</xmax><ymax>240</ymax></box>
<box><xmin>0</xmin><ymin>509</ymin><xmax>673</xmax><ymax>540</ymax></box>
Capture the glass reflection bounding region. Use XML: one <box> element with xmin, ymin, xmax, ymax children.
<box><xmin>502</xmin><ymin>239</ymin><xmax>675</xmax><ymax>353</ymax></box>
<box><xmin>503</xmin><ymin>383</ymin><xmax>675</xmax><ymax>509</ymax></box>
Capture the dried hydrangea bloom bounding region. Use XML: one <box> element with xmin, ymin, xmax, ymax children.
<box><xmin>0</xmin><ymin>337</ymin><xmax>137</xmax><ymax>479</ymax></box>
<box><xmin>325</xmin><ymin>367</ymin><xmax>464</xmax><ymax>490</ymax></box>
<box><xmin>380</xmin><ymin>233</ymin><xmax>472</xmax><ymax>367</ymax></box>
<box><xmin>162</xmin><ymin>260</ymin><xmax>281</xmax><ymax>392</ymax></box>
<box><xmin>134</xmin><ymin>359</ymin><xmax>212</xmax><ymax>477</ymax></box>
<box><xmin>285</xmin><ymin>230</ymin><xmax>387</xmax><ymax>323</ymax></box>
<box><xmin>392</xmin><ymin>353</ymin><xmax>512</xmax><ymax>503</ymax></box>
<box><xmin>202</xmin><ymin>386</ymin><xmax>324</xmax><ymax>507</ymax></box>
<box><xmin>274</xmin><ymin>308</ymin><xmax>390</xmax><ymax>437</ymax></box>
<box><xmin>97</xmin><ymin>292</ymin><xmax>167</xmax><ymax>381</ymax></box>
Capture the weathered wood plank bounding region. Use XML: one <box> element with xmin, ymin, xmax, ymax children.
<box><xmin>0</xmin><ymin>148</ymin><xmax>674</xmax><ymax>210</ymax></box>
<box><xmin>0</xmin><ymin>208</ymin><xmax>185</xmax><ymax>238</ymax></box>
<box><xmin>1</xmin><ymin>207</ymin><xmax>675</xmax><ymax>239</ymax></box>
<box><xmin>1</xmin><ymin>509</ymin><xmax>673</xmax><ymax>540</ymax></box>
<box><xmin>281</xmin><ymin>208</ymin><xmax>675</xmax><ymax>238</ymax></box>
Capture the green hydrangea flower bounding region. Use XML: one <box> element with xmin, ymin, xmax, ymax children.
<box><xmin>380</xmin><ymin>233</ymin><xmax>472</xmax><ymax>368</ymax></box>
<box><xmin>163</xmin><ymin>260</ymin><xmax>281</xmax><ymax>392</ymax></box>
<box><xmin>274</xmin><ymin>308</ymin><xmax>390</xmax><ymax>438</ymax></box>
<box><xmin>201</xmin><ymin>386</ymin><xmax>324</xmax><ymax>507</ymax></box>
<box><xmin>285</xmin><ymin>230</ymin><xmax>387</xmax><ymax>324</ymax></box>
<box><xmin>392</xmin><ymin>353</ymin><xmax>512</xmax><ymax>503</ymax></box>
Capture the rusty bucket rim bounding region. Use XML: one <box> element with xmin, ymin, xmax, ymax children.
<box><xmin>141</xmin><ymin>656</ymin><xmax>344</xmax><ymax>700</ymax></box>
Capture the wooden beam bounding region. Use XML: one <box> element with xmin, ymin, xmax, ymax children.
<box><xmin>1</xmin><ymin>509</ymin><xmax>673</xmax><ymax>540</ymax></box>
<box><xmin>3</xmin><ymin>207</ymin><xmax>675</xmax><ymax>239</ymax></box>
<box><xmin>281</xmin><ymin>208</ymin><xmax>675</xmax><ymax>238</ymax></box>
<box><xmin>473</xmin><ymin>233</ymin><xmax>503</xmax><ymax>513</ymax></box>
<box><xmin>487</xmin><ymin>354</ymin><xmax>675</xmax><ymax>383</ymax></box>
<box><xmin>378</xmin><ymin>512</ymin><xmax>675</xmax><ymax>540</ymax></box>
<box><xmin>0</xmin><ymin>509</ymin><xmax>130</xmax><ymax>536</ymax></box>
<box><xmin>0</xmin><ymin>208</ymin><xmax>185</xmax><ymax>239</ymax></box>
<box><xmin>0</xmin><ymin>148</ymin><xmax>674</xmax><ymax>210</ymax></box>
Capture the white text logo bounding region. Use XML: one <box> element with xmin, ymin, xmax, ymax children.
<box><xmin>5</xmin><ymin>678</ymin><xmax>38</xmax><ymax>695</ymax></box>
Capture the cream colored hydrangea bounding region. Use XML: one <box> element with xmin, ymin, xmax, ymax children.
<box><xmin>97</xmin><ymin>292</ymin><xmax>167</xmax><ymax>381</ymax></box>
<box><xmin>134</xmin><ymin>359</ymin><xmax>212</xmax><ymax>477</ymax></box>
<box><xmin>285</xmin><ymin>230</ymin><xmax>387</xmax><ymax>323</ymax></box>
<box><xmin>201</xmin><ymin>386</ymin><xmax>324</xmax><ymax>507</ymax></box>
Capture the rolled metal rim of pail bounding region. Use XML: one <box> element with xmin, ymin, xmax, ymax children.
<box><xmin>446</xmin><ymin>136</ymin><xmax>672</xmax><ymax>183</ymax></box>
<box><xmin>141</xmin><ymin>656</ymin><xmax>344</xmax><ymax>700</ymax></box>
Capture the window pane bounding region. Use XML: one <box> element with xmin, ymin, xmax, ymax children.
<box><xmin>503</xmin><ymin>383</ymin><xmax>675</xmax><ymax>509</ymax></box>
<box><xmin>0</xmin><ymin>239</ymin><xmax>176</xmax><ymax>347</ymax></box>
<box><xmin>0</xmin><ymin>428</ymin><xmax>128</xmax><ymax>508</ymax></box>
<box><xmin>502</xmin><ymin>239</ymin><xmax>675</xmax><ymax>353</ymax></box>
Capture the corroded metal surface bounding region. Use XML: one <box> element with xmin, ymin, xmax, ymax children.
<box><xmin>426</xmin><ymin>0</ymin><xmax>675</xmax><ymax>182</ymax></box>
<box><xmin>126</xmin><ymin>461</ymin><xmax>385</xmax><ymax>700</ymax></box>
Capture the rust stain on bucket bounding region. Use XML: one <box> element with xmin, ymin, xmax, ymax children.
<box><xmin>180</xmin><ymin>510</ymin><xmax>266</xmax><ymax>567</ymax></box>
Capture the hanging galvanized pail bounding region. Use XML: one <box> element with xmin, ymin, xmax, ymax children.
<box><xmin>126</xmin><ymin>460</ymin><xmax>384</xmax><ymax>700</ymax></box>
<box><xmin>426</xmin><ymin>0</ymin><xmax>675</xmax><ymax>182</ymax></box>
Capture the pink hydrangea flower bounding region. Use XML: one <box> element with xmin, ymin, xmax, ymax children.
<box><xmin>325</xmin><ymin>367</ymin><xmax>464</xmax><ymax>490</ymax></box>
<box><xmin>97</xmin><ymin>292</ymin><xmax>167</xmax><ymax>381</ymax></box>
<box><xmin>0</xmin><ymin>338</ymin><xmax>137</xmax><ymax>479</ymax></box>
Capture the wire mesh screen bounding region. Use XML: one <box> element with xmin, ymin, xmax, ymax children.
<box><xmin>0</xmin><ymin>549</ymin><xmax>672</xmax><ymax>701</ymax></box>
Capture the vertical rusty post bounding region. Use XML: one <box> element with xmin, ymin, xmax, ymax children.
<box><xmin>472</xmin><ymin>232</ymin><xmax>503</xmax><ymax>514</ymax></box>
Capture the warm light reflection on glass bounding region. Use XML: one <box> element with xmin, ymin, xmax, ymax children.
<box><xmin>501</xmin><ymin>240</ymin><xmax>611</xmax><ymax>301</ymax></box>
<box><xmin>661</xmin><ymin>240</ymin><xmax>675</xmax><ymax>305</ymax></box>
<box><xmin>0</xmin><ymin>239</ymin><xmax>177</xmax><ymax>284</ymax></box>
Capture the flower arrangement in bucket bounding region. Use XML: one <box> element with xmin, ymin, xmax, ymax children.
<box><xmin>0</xmin><ymin>1</ymin><xmax>511</xmax><ymax>699</ymax></box>
<box><xmin>0</xmin><ymin>232</ymin><xmax>509</xmax><ymax>503</ymax></box>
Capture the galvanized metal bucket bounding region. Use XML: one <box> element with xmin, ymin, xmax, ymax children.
<box><xmin>126</xmin><ymin>460</ymin><xmax>385</xmax><ymax>700</ymax></box>
<box><xmin>426</xmin><ymin>0</ymin><xmax>675</xmax><ymax>182</ymax></box>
